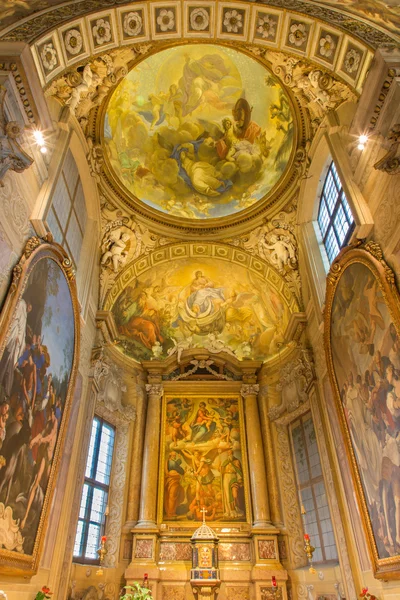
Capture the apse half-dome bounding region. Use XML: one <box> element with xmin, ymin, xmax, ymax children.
<box><xmin>103</xmin><ymin>44</ymin><xmax>294</xmax><ymax>220</ymax></box>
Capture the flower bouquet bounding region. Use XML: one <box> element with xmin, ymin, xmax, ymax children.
<box><xmin>360</xmin><ymin>588</ymin><xmax>377</xmax><ymax>600</ymax></box>
<box><xmin>35</xmin><ymin>587</ymin><xmax>52</xmax><ymax>600</ymax></box>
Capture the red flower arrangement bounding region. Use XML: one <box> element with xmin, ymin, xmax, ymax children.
<box><xmin>35</xmin><ymin>586</ymin><xmax>53</xmax><ymax>600</ymax></box>
<box><xmin>360</xmin><ymin>588</ymin><xmax>377</xmax><ymax>600</ymax></box>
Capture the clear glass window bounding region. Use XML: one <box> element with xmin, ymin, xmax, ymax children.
<box><xmin>46</xmin><ymin>149</ymin><xmax>88</xmax><ymax>268</ymax></box>
<box><xmin>317</xmin><ymin>161</ymin><xmax>354</xmax><ymax>264</ymax></box>
<box><xmin>73</xmin><ymin>417</ymin><xmax>115</xmax><ymax>564</ymax></box>
<box><xmin>291</xmin><ymin>413</ymin><xmax>338</xmax><ymax>564</ymax></box>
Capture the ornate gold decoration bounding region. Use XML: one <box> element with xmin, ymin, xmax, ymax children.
<box><xmin>374</xmin><ymin>123</ymin><xmax>400</xmax><ymax>175</ymax></box>
<box><xmin>0</xmin><ymin>236</ymin><xmax>80</xmax><ymax>575</ymax></box>
<box><xmin>324</xmin><ymin>241</ymin><xmax>400</xmax><ymax>579</ymax></box>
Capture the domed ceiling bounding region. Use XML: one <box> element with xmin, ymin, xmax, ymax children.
<box><xmin>103</xmin><ymin>44</ymin><xmax>294</xmax><ymax>219</ymax></box>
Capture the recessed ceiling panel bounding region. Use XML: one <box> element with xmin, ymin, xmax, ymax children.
<box><xmin>103</xmin><ymin>44</ymin><xmax>294</xmax><ymax>219</ymax></box>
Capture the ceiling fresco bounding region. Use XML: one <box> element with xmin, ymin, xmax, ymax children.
<box><xmin>104</xmin><ymin>44</ymin><xmax>294</xmax><ymax>220</ymax></box>
<box><xmin>110</xmin><ymin>257</ymin><xmax>292</xmax><ymax>362</ymax></box>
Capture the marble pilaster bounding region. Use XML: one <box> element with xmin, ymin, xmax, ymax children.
<box><xmin>258</xmin><ymin>384</ymin><xmax>283</xmax><ymax>527</ymax></box>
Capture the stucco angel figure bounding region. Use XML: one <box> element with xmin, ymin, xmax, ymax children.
<box><xmin>66</xmin><ymin>64</ymin><xmax>98</xmax><ymax>114</ymax></box>
<box><xmin>204</xmin><ymin>333</ymin><xmax>236</xmax><ymax>358</ymax></box>
<box><xmin>261</xmin><ymin>233</ymin><xmax>297</xmax><ymax>272</ymax></box>
<box><xmin>101</xmin><ymin>228</ymin><xmax>131</xmax><ymax>273</ymax></box>
<box><xmin>167</xmin><ymin>336</ymin><xmax>194</xmax><ymax>363</ymax></box>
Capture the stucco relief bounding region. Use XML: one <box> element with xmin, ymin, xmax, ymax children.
<box><xmin>270</xmin><ymin>350</ymin><xmax>314</xmax><ymax>421</ymax></box>
<box><xmin>372</xmin><ymin>175</ymin><xmax>400</xmax><ymax>243</ymax></box>
<box><xmin>278</xmin><ymin>538</ymin><xmax>287</xmax><ymax>560</ymax></box>
<box><xmin>230</xmin><ymin>211</ymin><xmax>302</xmax><ymax>304</ymax></box>
<box><xmin>99</xmin><ymin>201</ymin><xmax>175</xmax><ymax>304</ymax></box>
<box><xmin>0</xmin><ymin>172</ymin><xmax>32</xmax><ymax>239</ymax></box>
<box><xmin>226</xmin><ymin>587</ymin><xmax>250</xmax><ymax>600</ymax></box>
<box><xmin>162</xmin><ymin>586</ymin><xmax>186</xmax><ymax>600</ymax></box>
<box><xmin>94</xmin><ymin>355</ymin><xmax>135</xmax><ymax>568</ymax></box>
<box><xmin>275</xmin><ymin>424</ymin><xmax>306</xmax><ymax>568</ymax></box>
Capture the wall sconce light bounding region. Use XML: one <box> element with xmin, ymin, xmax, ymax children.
<box><xmin>33</xmin><ymin>129</ymin><xmax>47</xmax><ymax>153</ymax></box>
<box><xmin>357</xmin><ymin>134</ymin><xmax>368</xmax><ymax>151</ymax></box>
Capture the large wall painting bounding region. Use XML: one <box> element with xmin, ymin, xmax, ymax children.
<box><xmin>0</xmin><ymin>237</ymin><xmax>79</xmax><ymax>574</ymax></box>
<box><xmin>159</xmin><ymin>395</ymin><xmax>250</xmax><ymax>524</ymax></box>
<box><xmin>104</xmin><ymin>44</ymin><xmax>294</xmax><ymax>219</ymax></box>
<box><xmin>325</xmin><ymin>242</ymin><xmax>400</xmax><ymax>578</ymax></box>
<box><xmin>110</xmin><ymin>257</ymin><xmax>291</xmax><ymax>362</ymax></box>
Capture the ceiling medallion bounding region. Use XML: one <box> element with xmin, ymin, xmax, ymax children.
<box><xmin>101</xmin><ymin>43</ymin><xmax>297</xmax><ymax>222</ymax></box>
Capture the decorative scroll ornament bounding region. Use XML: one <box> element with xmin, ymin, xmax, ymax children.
<box><xmin>0</xmin><ymin>86</ymin><xmax>33</xmax><ymax>185</ymax></box>
<box><xmin>169</xmin><ymin>358</ymin><xmax>234</xmax><ymax>381</ymax></box>
<box><xmin>374</xmin><ymin>123</ymin><xmax>400</xmax><ymax>175</ymax></box>
<box><xmin>92</xmin><ymin>352</ymin><xmax>135</xmax><ymax>422</ymax></box>
<box><xmin>270</xmin><ymin>350</ymin><xmax>314</xmax><ymax>421</ymax></box>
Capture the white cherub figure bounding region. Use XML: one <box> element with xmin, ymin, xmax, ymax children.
<box><xmin>167</xmin><ymin>336</ymin><xmax>193</xmax><ymax>363</ymax></box>
<box><xmin>101</xmin><ymin>229</ymin><xmax>131</xmax><ymax>273</ymax></box>
<box><xmin>151</xmin><ymin>341</ymin><xmax>163</xmax><ymax>359</ymax></box>
<box><xmin>67</xmin><ymin>64</ymin><xmax>98</xmax><ymax>113</ymax></box>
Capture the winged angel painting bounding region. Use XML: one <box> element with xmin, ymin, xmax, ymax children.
<box><xmin>111</xmin><ymin>258</ymin><xmax>291</xmax><ymax>361</ymax></box>
<box><xmin>104</xmin><ymin>45</ymin><xmax>294</xmax><ymax>219</ymax></box>
<box><xmin>162</xmin><ymin>396</ymin><xmax>248</xmax><ymax>523</ymax></box>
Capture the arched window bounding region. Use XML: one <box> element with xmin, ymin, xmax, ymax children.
<box><xmin>317</xmin><ymin>161</ymin><xmax>354</xmax><ymax>264</ymax></box>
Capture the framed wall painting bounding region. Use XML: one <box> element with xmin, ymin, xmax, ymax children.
<box><xmin>0</xmin><ymin>235</ymin><xmax>80</xmax><ymax>575</ymax></box>
<box><xmin>324</xmin><ymin>240</ymin><xmax>400</xmax><ymax>578</ymax></box>
<box><xmin>158</xmin><ymin>394</ymin><xmax>251</xmax><ymax>526</ymax></box>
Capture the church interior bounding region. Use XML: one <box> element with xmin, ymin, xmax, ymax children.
<box><xmin>0</xmin><ymin>1</ymin><xmax>399</xmax><ymax>599</ymax></box>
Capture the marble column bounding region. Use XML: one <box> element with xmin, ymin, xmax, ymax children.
<box><xmin>136</xmin><ymin>382</ymin><xmax>163</xmax><ymax>529</ymax></box>
<box><xmin>125</xmin><ymin>383</ymin><xmax>147</xmax><ymax>528</ymax></box>
<box><xmin>241</xmin><ymin>383</ymin><xmax>271</xmax><ymax>527</ymax></box>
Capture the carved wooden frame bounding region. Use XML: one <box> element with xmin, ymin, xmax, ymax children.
<box><xmin>324</xmin><ymin>240</ymin><xmax>400</xmax><ymax>579</ymax></box>
<box><xmin>0</xmin><ymin>235</ymin><xmax>80</xmax><ymax>575</ymax></box>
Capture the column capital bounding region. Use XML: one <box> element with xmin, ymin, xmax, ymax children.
<box><xmin>241</xmin><ymin>383</ymin><xmax>259</xmax><ymax>398</ymax></box>
<box><xmin>145</xmin><ymin>383</ymin><xmax>163</xmax><ymax>398</ymax></box>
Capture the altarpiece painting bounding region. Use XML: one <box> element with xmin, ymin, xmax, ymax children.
<box><xmin>0</xmin><ymin>236</ymin><xmax>79</xmax><ymax>574</ymax></box>
<box><xmin>159</xmin><ymin>395</ymin><xmax>250</xmax><ymax>524</ymax></box>
<box><xmin>325</xmin><ymin>242</ymin><xmax>400</xmax><ymax>578</ymax></box>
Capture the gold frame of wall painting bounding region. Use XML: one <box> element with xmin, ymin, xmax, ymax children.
<box><xmin>324</xmin><ymin>240</ymin><xmax>400</xmax><ymax>579</ymax></box>
<box><xmin>0</xmin><ymin>235</ymin><xmax>80</xmax><ymax>575</ymax></box>
<box><xmin>158</xmin><ymin>393</ymin><xmax>252</xmax><ymax>526</ymax></box>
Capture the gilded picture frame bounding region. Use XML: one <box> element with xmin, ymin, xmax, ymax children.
<box><xmin>324</xmin><ymin>240</ymin><xmax>400</xmax><ymax>578</ymax></box>
<box><xmin>158</xmin><ymin>393</ymin><xmax>251</xmax><ymax>526</ymax></box>
<box><xmin>0</xmin><ymin>235</ymin><xmax>80</xmax><ymax>575</ymax></box>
